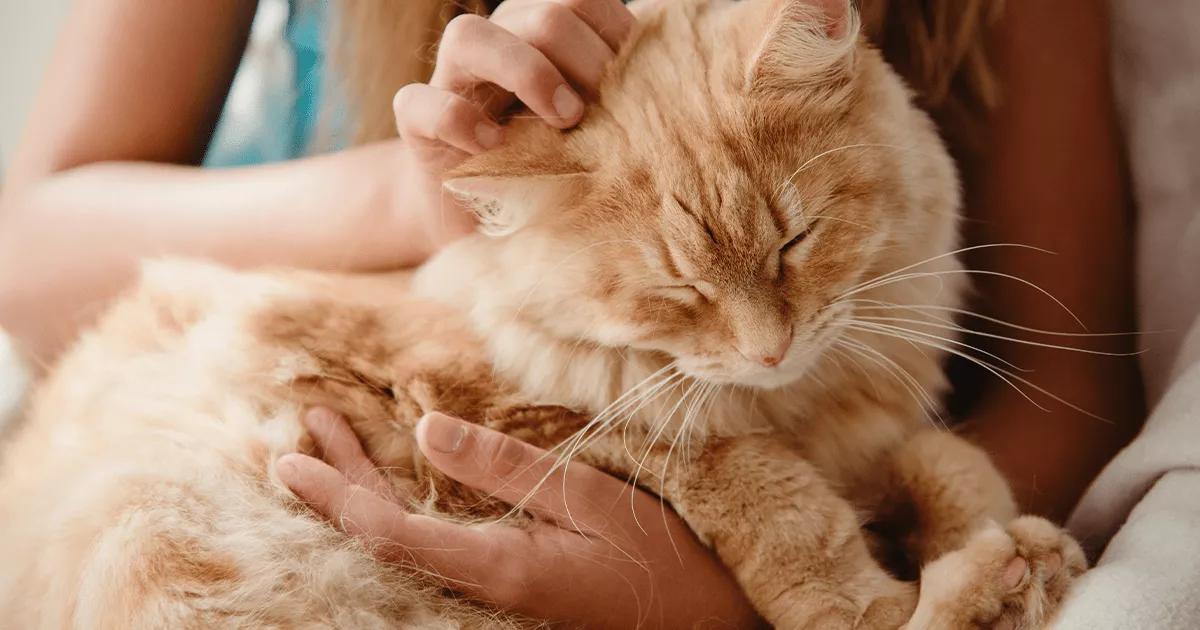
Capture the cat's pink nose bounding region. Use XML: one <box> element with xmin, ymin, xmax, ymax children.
<box><xmin>740</xmin><ymin>329</ymin><xmax>793</xmax><ymax>368</ymax></box>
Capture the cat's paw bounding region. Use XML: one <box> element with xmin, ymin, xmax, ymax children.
<box><xmin>993</xmin><ymin>515</ymin><xmax>1087</xmax><ymax>626</ymax></box>
<box><xmin>907</xmin><ymin>516</ymin><xmax>1086</xmax><ymax>630</ymax></box>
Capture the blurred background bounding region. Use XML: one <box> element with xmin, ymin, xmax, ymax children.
<box><xmin>0</xmin><ymin>1</ymin><xmax>70</xmax><ymax>430</ymax></box>
<box><xmin>0</xmin><ymin>1</ymin><xmax>71</xmax><ymax>169</ymax></box>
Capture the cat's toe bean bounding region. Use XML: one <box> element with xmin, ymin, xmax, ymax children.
<box><xmin>1002</xmin><ymin>556</ymin><xmax>1029</xmax><ymax>591</ymax></box>
<box><xmin>1042</xmin><ymin>551</ymin><xmax>1063</xmax><ymax>576</ymax></box>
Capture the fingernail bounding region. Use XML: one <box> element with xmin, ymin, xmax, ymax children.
<box><xmin>475</xmin><ymin>122</ymin><xmax>502</xmax><ymax>149</ymax></box>
<box><xmin>304</xmin><ymin>407</ymin><xmax>336</xmax><ymax>426</ymax></box>
<box><xmin>420</xmin><ymin>413</ymin><xmax>467</xmax><ymax>453</ymax></box>
<box><xmin>552</xmin><ymin>85</ymin><xmax>584</xmax><ymax>124</ymax></box>
<box><xmin>276</xmin><ymin>454</ymin><xmax>302</xmax><ymax>480</ymax></box>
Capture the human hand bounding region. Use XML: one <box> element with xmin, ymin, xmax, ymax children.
<box><xmin>391</xmin><ymin>0</ymin><xmax>635</xmax><ymax>254</ymax></box>
<box><xmin>277</xmin><ymin>408</ymin><xmax>763</xmax><ymax>629</ymax></box>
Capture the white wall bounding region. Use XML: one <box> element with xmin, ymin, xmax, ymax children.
<box><xmin>0</xmin><ymin>0</ymin><xmax>72</xmax><ymax>171</ymax></box>
<box><xmin>0</xmin><ymin>0</ymin><xmax>68</xmax><ymax>427</ymax></box>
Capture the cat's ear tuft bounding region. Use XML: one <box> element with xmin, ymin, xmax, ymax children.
<box><xmin>443</xmin><ymin>173</ymin><xmax>588</xmax><ymax>237</ymax></box>
<box><xmin>745</xmin><ymin>0</ymin><xmax>860</xmax><ymax>89</ymax></box>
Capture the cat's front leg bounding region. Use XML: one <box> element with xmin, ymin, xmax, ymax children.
<box><xmin>883</xmin><ymin>431</ymin><xmax>1086</xmax><ymax>629</ymax></box>
<box><xmin>645</xmin><ymin>433</ymin><xmax>917</xmax><ymax>629</ymax></box>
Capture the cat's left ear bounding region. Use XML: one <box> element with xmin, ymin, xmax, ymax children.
<box><xmin>443</xmin><ymin>173</ymin><xmax>589</xmax><ymax>237</ymax></box>
<box><xmin>745</xmin><ymin>0</ymin><xmax>859</xmax><ymax>89</ymax></box>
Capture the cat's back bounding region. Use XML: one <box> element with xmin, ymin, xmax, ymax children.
<box><xmin>0</xmin><ymin>260</ymin><xmax>515</xmax><ymax>628</ymax></box>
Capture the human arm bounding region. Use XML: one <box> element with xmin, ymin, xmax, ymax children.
<box><xmin>279</xmin><ymin>409</ymin><xmax>765</xmax><ymax>629</ymax></box>
<box><xmin>960</xmin><ymin>0</ymin><xmax>1145</xmax><ymax>520</ymax></box>
<box><xmin>0</xmin><ymin>1</ymin><xmax>450</xmax><ymax>363</ymax></box>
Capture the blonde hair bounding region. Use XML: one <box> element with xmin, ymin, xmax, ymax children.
<box><xmin>332</xmin><ymin>0</ymin><xmax>1001</xmax><ymax>149</ymax></box>
<box><xmin>331</xmin><ymin>1</ymin><xmax>491</xmax><ymax>144</ymax></box>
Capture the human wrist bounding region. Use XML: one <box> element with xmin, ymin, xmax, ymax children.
<box><xmin>342</xmin><ymin>140</ymin><xmax>435</xmax><ymax>270</ymax></box>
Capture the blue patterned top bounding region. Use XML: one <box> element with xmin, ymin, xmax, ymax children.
<box><xmin>204</xmin><ymin>0</ymin><xmax>344</xmax><ymax>167</ymax></box>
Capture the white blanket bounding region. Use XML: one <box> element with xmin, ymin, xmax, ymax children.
<box><xmin>1054</xmin><ymin>1</ymin><xmax>1200</xmax><ymax>627</ymax></box>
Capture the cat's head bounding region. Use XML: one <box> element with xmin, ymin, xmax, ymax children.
<box><xmin>435</xmin><ymin>0</ymin><xmax>960</xmax><ymax>390</ymax></box>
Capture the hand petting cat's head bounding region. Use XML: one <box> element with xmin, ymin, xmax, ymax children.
<box><xmin>429</xmin><ymin>0</ymin><xmax>960</xmax><ymax>391</ymax></box>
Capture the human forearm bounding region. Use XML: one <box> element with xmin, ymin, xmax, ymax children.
<box><xmin>0</xmin><ymin>141</ymin><xmax>427</xmax><ymax>362</ymax></box>
<box><xmin>960</xmin><ymin>0</ymin><xmax>1144</xmax><ymax>520</ymax></box>
<box><xmin>966</xmin><ymin>357</ymin><xmax>1143</xmax><ymax>521</ymax></box>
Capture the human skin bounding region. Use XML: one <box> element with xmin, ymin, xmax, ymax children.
<box><xmin>279</xmin><ymin>409</ymin><xmax>765</xmax><ymax>629</ymax></box>
<box><xmin>961</xmin><ymin>0</ymin><xmax>1144</xmax><ymax>521</ymax></box>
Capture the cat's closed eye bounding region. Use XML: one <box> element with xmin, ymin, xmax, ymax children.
<box><xmin>781</xmin><ymin>230</ymin><xmax>811</xmax><ymax>252</ymax></box>
<box><xmin>781</xmin><ymin>220</ymin><xmax>820</xmax><ymax>253</ymax></box>
<box><xmin>657</xmin><ymin>280</ymin><xmax>714</xmax><ymax>303</ymax></box>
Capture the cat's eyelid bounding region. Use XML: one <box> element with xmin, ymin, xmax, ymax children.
<box><xmin>658</xmin><ymin>280</ymin><xmax>714</xmax><ymax>300</ymax></box>
<box><xmin>780</xmin><ymin>218</ymin><xmax>821</xmax><ymax>251</ymax></box>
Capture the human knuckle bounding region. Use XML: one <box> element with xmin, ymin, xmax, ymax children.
<box><xmin>393</xmin><ymin>84</ymin><xmax>423</xmax><ymax>114</ymax></box>
<box><xmin>442</xmin><ymin>96</ymin><xmax>479</xmax><ymax>126</ymax></box>
<box><xmin>441</xmin><ymin>14</ymin><xmax>483</xmax><ymax>50</ymax></box>
<box><xmin>554</xmin><ymin>0</ymin><xmax>596</xmax><ymax>16</ymax></box>
<box><xmin>525</xmin><ymin>3</ymin><xmax>571</xmax><ymax>45</ymax></box>
<box><xmin>431</xmin><ymin>98</ymin><xmax>466</xmax><ymax>138</ymax></box>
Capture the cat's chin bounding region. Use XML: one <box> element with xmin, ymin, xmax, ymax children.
<box><xmin>679</xmin><ymin>364</ymin><xmax>810</xmax><ymax>391</ymax></box>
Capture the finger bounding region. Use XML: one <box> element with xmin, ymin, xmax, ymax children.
<box><xmin>433</xmin><ymin>14</ymin><xmax>585</xmax><ymax>128</ymax></box>
<box><xmin>277</xmin><ymin>453</ymin><xmax>542</xmax><ymax>597</ymax></box>
<box><xmin>493</xmin><ymin>0</ymin><xmax>635</xmax><ymax>51</ymax></box>
<box><xmin>492</xmin><ymin>3</ymin><xmax>617</xmax><ymax>94</ymax></box>
<box><xmin>300</xmin><ymin>408</ymin><xmax>397</xmax><ymax>499</ymax></box>
<box><xmin>415</xmin><ymin>412</ymin><xmax>632</xmax><ymax>532</ymax></box>
<box><xmin>393</xmin><ymin>83</ymin><xmax>504</xmax><ymax>154</ymax></box>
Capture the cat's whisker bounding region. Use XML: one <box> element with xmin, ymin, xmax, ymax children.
<box><xmin>578</xmin><ymin>368</ymin><xmax>686</xmax><ymax>460</ymax></box>
<box><xmin>839</xmin><ymin>318</ymin><xmax>1030</xmax><ymax>373</ymax></box>
<box><xmin>852</xmin><ymin>314</ymin><xmax>1142</xmax><ymax>358</ymax></box>
<box><xmin>502</xmin><ymin>364</ymin><xmax>681</xmax><ymax>519</ymax></box>
<box><xmin>774</xmin><ymin>143</ymin><xmax>926</xmax><ymax>200</ymax></box>
<box><xmin>835</xmin><ymin>336</ymin><xmax>945</xmax><ymax>429</ymax></box>
<box><xmin>554</xmin><ymin>371</ymin><xmax>681</xmax><ymax>472</ymax></box>
<box><xmin>836</xmin><ymin>299</ymin><xmax>1143</xmax><ymax>338</ymax></box>
<box><xmin>843</xmin><ymin>322</ymin><xmax>1114</xmax><ymax>424</ymax></box>
<box><xmin>628</xmin><ymin>379</ymin><xmax>701</xmax><ymax>535</ymax></box>
<box><xmin>836</xmin><ymin>243</ymin><xmax>1057</xmax><ymax>298</ymax></box>
<box><xmin>655</xmin><ymin>381</ymin><xmax>714</xmax><ymax>564</ymax></box>
<box><xmin>682</xmin><ymin>381</ymin><xmax>719</xmax><ymax>466</ymax></box>
<box><xmin>824</xmin><ymin>345</ymin><xmax>881</xmax><ymax>398</ymax></box>
<box><xmin>661</xmin><ymin>381</ymin><xmax>713</xmax><ymax>488</ymax></box>
<box><xmin>843</xmin><ymin>321</ymin><xmax>1050</xmax><ymax>414</ymax></box>
<box><xmin>840</xmin><ymin>268</ymin><xmax>1088</xmax><ymax>331</ymax></box>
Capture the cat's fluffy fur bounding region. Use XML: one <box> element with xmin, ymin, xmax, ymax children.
<box><xmin>0</xmin><ymin>0</ymin><xmax>1084</xmax><ymax>628</ymax></box>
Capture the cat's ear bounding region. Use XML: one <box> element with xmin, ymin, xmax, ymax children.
<box><xmin>745</xmin><ymin>0</ymin><xmax>859</xmax><ymax>89</ymax></box>
<box><xmin>443</xmin><ymin>173</ymin><xmax>588</xmax><ymax>237</ymax></box>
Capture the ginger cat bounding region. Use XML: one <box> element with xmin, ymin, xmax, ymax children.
<box><xmin>0</xmin><ymin>0</ymin><xmax>1084</xmax><ymax>628</ymax></box>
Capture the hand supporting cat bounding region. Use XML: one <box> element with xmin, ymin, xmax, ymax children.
<box><xmin>289</xmin><ymin>407</ymin><xmax>1085</xmax><ymax>630</ymax></box>
<box><xmin>279</xmin><ymin>408</ymin><xmax>765</xmax><ymax>629</ymax></box>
